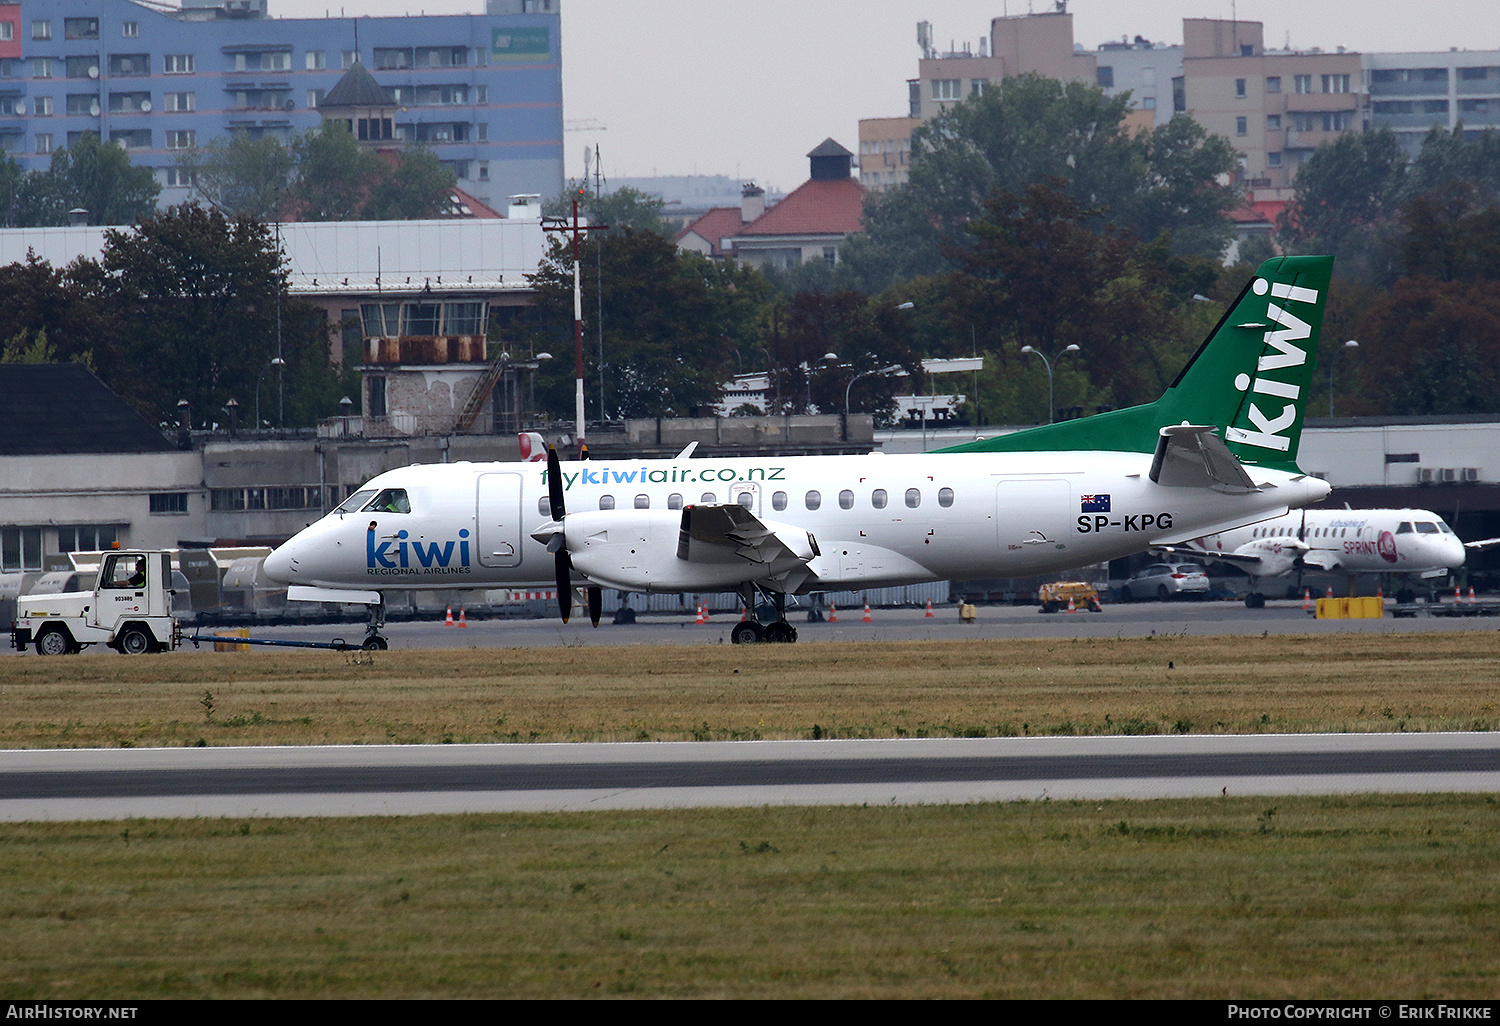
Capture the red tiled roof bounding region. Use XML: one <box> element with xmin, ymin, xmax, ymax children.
<box><xmin>452</xmin><ymin>187</ymin><xmax>503</xmax><ymax>219</ymax></box>
<box><xmin>738</xmin><ymin>177</ymin><xmax>864</xmax><ymax>237</ymax></box>
<box><xmin>675</xmin><ymin>206</ymin><xmax>745</xmax><ymax>257</ymax></box>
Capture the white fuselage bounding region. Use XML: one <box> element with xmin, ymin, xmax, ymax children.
<box><xmin>1192</xmin><ymin>508</ymin><xmax>1465</xmax><ymax>579</ymax></box>
<box><xmin>263</xmin><ymin>451</ymin><xmax>1330</xmax><ymax>594</ymax></box>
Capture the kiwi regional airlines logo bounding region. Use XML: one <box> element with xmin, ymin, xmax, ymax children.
<box><xmin>1225</xmin><ymin>277</ymin><xmax>1319</xmax><ymax>453</ymax></box>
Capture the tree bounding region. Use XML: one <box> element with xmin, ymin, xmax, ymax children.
<box><xmin>524</xmin><ymin>228</ymin><xmax>769</xmax><ymax>419</ymax></box>
<box><xmin>0</xmin><ymin>252</ymin><xmax>115</xmax><ymax>372</ymax></box>
<box><xmin>284</xmin><ymin>123</ymin><xmax>455</xmax><ymax>222</ymax></box>
<box><xmin>11</xmin><ymin>133</ymin><xmax>160</xmax><ymax>226</ymax></box>
<box><xmin>774</xmin><ymin>290</ymin><xmax>918</xmax><ymax>420</ymax></box>
<box><xmin>1348</xmin><ymin>276</ymin><xmax>1500</xmax><ymax>415</ymax></box>
<box><xmin>1276</xmin><ymin>126</ymin><xmax>1406</xmax><ymax>274</ymax></box>
<box><xmin>544</xmin><ymin>183</ymin><xmax>672</xmax><ymax>236</ymax></box>
<box><xmin>849</xmin><ymin>74</ymin><xmax>1239</xmax><ymax>288</ymax></box>
<box><xmin>939</xmin><ymin>180</ymin><xmax>1212</xmax><ymax>424</ymax></box>
<box><xmin>99</xmin><ymin>204</ymin><xmax>335</xmax><ymax>424</ymax></box>
<box><xmin>177</xmin><ymin>133</ymin><xmax>294</xmax><ymax>220</ymax></box>
<box><xmin>365</xmin><ymin>147</ymin><xmax>456</xmax><ymax>220</ymax></box>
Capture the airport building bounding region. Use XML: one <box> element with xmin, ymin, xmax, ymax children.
<box><xmin>0</xmin><ymin>0</ymin><xmax>563</xmax><ymax>211</ymax></box>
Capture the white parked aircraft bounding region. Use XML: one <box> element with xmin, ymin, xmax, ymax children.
<box><xmin>263</xmin><ymin>256</ymin><xmax>1336</xmax><ymax>646</ymax></box>
<box><xmin>1166</xmin><ymin>507</ymin><xmax>1469</xmax><ymax>606</ymax></box>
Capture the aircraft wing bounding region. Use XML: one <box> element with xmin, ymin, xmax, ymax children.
<box><xmin>1300</xmin><ymin>550</ymin><xmax>1342</xmax><ymax>571</ymax></box>
<box><xmin>677</xmin><ymin>503</ymin><xmax>818</xmax><ymax>568</ymax></box>
<box><xmin>1157</xmin><ymin>543</ymin><xmax>1266</xmax><ymax>569</ymax></box>
<box><xmin>1465</xmin><ymin>537</ymin><xmax>1500</xmax><ymax>551</ymax></box>
<box><xmin>1149</xmin><ymin>425</ymin><xmax>1259</xmax><ymax>493</ymax></box>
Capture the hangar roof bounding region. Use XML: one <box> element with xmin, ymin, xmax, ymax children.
<box><xmin>0</xmin><ymin>364</ymin><xmax>174</xmax><ymax>455</ymax></box>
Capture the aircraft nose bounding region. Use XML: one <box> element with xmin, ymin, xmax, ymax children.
<box><xmin>263</xmin><ymin>540</ymin><xmax>297</xmax><ymax>585</ymax></box>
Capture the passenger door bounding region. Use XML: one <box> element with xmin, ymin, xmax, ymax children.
<box><xmin>476</xmin><ymin>473</ymin><xmax>523</xmax><ymax>568</ymax></box>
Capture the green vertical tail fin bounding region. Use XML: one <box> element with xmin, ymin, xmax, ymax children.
<box><xmin>938</xmin><ymin>255</ymin><xmax>1334</xmax><ymax>473</ymax></box>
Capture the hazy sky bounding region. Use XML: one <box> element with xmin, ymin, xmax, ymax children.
<box><xmin>333</xmin><ymin>1</ymin><xmax>1500</xmax><ymax>193</ymax></box>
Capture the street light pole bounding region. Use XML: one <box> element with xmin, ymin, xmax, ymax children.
<box><xmin>1019</xmin><ymin>344</ymin><xmax>1080</xmax><ymax>424</ymax></box>
<box><xmin>255</xmin><ymin>356</ymin><xmax>285</xmax><ymax>432</ymax></box>
<box><xmin>1328</xmin><ymin>339</ymin><xmax>1359</xmax><ymax>418</ymax></box>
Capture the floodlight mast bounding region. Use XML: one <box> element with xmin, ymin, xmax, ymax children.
<box><xmin>542</xmin><ymin>194</ymin><xmax>608</xmax><ymax>457</ymax></box>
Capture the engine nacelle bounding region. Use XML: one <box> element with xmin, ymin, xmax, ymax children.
<box><xmin>560</xmin><ymin>508</ymin><xmax>816</xmax><ymax>593</ymax></box>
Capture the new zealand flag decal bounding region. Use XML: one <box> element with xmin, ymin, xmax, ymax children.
<box><xmin>1081</xmin><ymin>494</ymin><xmax>1111</xmax><ymax>513</ymax></box>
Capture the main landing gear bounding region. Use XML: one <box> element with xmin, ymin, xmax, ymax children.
<box><xmin>730</xmin><ymin>585</ymin><xmax>799</xmax><ymax>644</ymax></box>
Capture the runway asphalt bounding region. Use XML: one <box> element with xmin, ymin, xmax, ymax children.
<box><xmin>194</xmin><ymin>597</ymin><xmax>1500</xmax><ymax>651</ymax></box>
<box><xmin>3</xmin><ymin>732</ymin><xmax>1498</xmax><ymax>820</ymax></box>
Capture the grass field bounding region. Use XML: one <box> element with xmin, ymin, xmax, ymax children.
<box><xmin>2</xmin><ymin>632</ymin><xmax>1497</xmax><ymax>998</ymax></box>
<box><xmin>1</xmin><ymin>795</ymin><xmax>1497</xmax><ymax>999</ymax></box>
<box><xmin>0</xmin><ymin>633</ymin><xmax>1496</xmax><ymax>748</ymax></box>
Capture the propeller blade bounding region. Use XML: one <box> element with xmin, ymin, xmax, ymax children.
<box><xmin>588</xmin><ymin>586</ymin><xmax>602</xmax><ymax>628</ymax></box>
<box><xmin>555</xmin><ymin>549</ymin><xmax>572</xmax><ymax>623</ymax></box>
<box><xmin>547</xmin><ymin>446</ymin><xmax>566</xmax><ymax>520</ymax></box>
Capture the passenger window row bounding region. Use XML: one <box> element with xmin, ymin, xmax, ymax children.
<box><xmin>538</xmin><ymin>487</ymin><xmax>957</xmax><ymax>516</ymax></box>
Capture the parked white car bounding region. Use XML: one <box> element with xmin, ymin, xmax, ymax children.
<box><xmin>1120</xmin><ymin>562</ymin><xmax>1210</xmax><ymax>602</ymax></box>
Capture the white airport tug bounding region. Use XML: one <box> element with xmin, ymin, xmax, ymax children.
<box><xmin>10</xmin><ymin>550</ymin><xmax>181</xmax><ymax>655</ymax></box>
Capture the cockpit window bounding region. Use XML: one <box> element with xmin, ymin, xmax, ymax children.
<box><xmin>335</xmin><ymin>489</ymin><xmax>377</xmax><ymax>514</ymax></box>
<box><xmin>362</xmin><ymin>488</ymin><xmax>411</xmax><ymax>514</ymax></box>
<box><xmin>1439</xmin><ymin>522</ymin><xmax>1454</xmax><ymax>534</ymax></box>
<box><xmin>1397</xmin><ymin>522</ymin><xmax>1414</xmax><ymax>534</ymax></box>
<box><xmin>1416</xmin><ymin>522</ymin><xmax>1439</xmax><ymax>534</ymax></box>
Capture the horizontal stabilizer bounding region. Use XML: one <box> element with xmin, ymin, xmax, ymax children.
<box><xmin>1150</xmin><ymin>425</ymin><xmax>1258</xmax><ymax>493</ymax></box>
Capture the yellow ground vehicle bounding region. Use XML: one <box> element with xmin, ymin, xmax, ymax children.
<box><xmin>1037</xmin><ymin>581</ymin><xmax>1102</xmax><ymax>613</ymax></box>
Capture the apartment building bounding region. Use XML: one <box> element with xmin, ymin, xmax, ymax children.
<box><xmin>857</xmin><ymin>115</ymin><xmax>917</xmax><ymax>193</ymax></box>
<box><xmin>1180</xmin><ymin>18</ymin><xmax>1361</xmax><ymax>203</ymax></box>
<box><xmin>908</xmin><ymin>11</ymin><xmax>1094</xmax><ymax>121</ymax></box>
<box><xmin>0</xmin><ymin>0</ymin><xmax>563</xmax><ymax>210</ymax></box>
<box><xmin>1365</xmin><ymin>51</ymin><xmax>1500</xmax><ymax>154</ymax></box>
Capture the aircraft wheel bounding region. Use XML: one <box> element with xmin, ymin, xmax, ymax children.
<box><xmin>730</xmin><ymin>621</ymin><xmax>763</xmax><ymax>645</ymax></box>
<box><xmin>362</xmin><ymin>635</ymin><xmax>389</xmax><ymax>651</ymax></box>
<box><xmin>763</xmin><ymin>621</ymin><xmax>797</xmax><ymax>644</ymax></box>
<box><xmin>35</xmin><ymin>627</ymin><xmax>75</xmax><ymax>656</ymax></box>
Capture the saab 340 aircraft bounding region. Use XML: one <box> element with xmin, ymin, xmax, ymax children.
<box><xmin>1167</xmin><ymin>507</ymin><xmax>1470</xmax><ymax>607</ymax></box>
<box><xmin>263</xmin><ymin>256</ymin><xmax>1335</xmax><ymax>646</ymax></box>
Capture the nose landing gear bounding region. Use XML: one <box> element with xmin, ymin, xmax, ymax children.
<box><xmin>362</xmin><ymin>593</ymin><xmax>388</xmax><ymax>650</ymax></box>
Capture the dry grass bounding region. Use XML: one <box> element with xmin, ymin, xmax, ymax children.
<box><xmin>1</xmin><ymin>795</ymin><xmax>1498</xmax><ymax>998</ymax></box>
<box><xmin>0</xmin><ymin>633</ymin><xmax>1497</xmax><ymax>748</ymax></box>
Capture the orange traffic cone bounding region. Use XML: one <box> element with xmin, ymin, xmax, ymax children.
<box><xmin>862</xmin><ymin>602</ymin><xmax>873</xmax><ymax>623</ymax></box>
<box><xmin>694</xmin><ymin>603</ymin><xmax>706</xmax><ymax>624</ymax></box>
<box><xmin>924</xmin><ymin>600</ymin><xmax>934</xmax><ymax>618</ymax></box>
<box><xmin>1302</xmin><ymin>588</ymin><xmax>1312</xmax><ymax>612</ymax></box>
<box><xmin>1325</xmin><ymin>586</ymin><xmax>1334</xmax><ymax>599</ymax></box>
<box><xmin>1469</xmin><ymin>587</ymin><xmax>1477</xmax><ymax>603</ymax></box>
<box><xmin>1067</xmin><ymin>595</ymin><xmax>1077</xmax><ymax>614</ymax></box>
<box><xmin>457</xmin><ymin>607</ymin><xmax>468</xmax><ymax>628</ymax></box>
<box><xmin>740</xmin><ymin>604</ymin><xmax>748</xmax><ymax>621</ymax></box>
<box><xmin>1455</xmin><ymin>586</ymin><xmax>1462</xmax><ymax>604</ymax></box>
<box><xmin>1377</xmin><ymin>586</ymin><xmax>1385</xmax><ymax>602</ymax></box>
<box><xmin>828</xmin><ymin>604</ymin><xmax>838</xmax><ymax>622</ymax></box>
<box><xmin>443</xmin><ymin>605</ymin><xmax>454</xmax><ymax>627</ymax></box>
